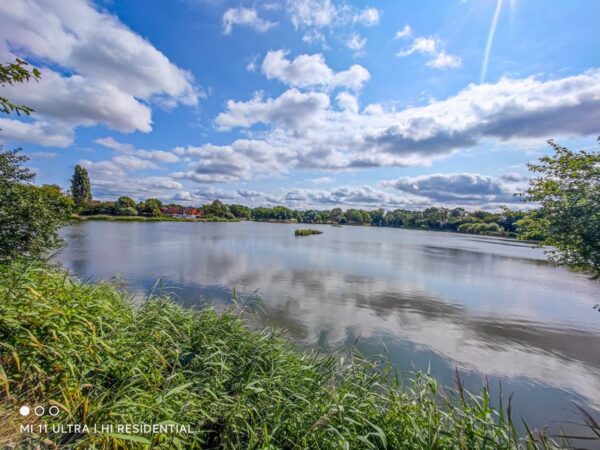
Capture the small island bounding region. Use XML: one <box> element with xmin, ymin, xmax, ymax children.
<box><xmin>295</xmin><ymin>229</ymin><xmax>324</xmax><ymax>236</ymax></box>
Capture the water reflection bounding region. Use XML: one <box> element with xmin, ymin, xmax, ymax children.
<box><xmin>54</xmin><ymin>221</ymin><xmax>600</xmax><ymax>432</ymax></box>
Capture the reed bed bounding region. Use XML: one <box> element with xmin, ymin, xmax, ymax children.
<box><xmin>0</xmin><ymin>261</ymin><xmax>587</xmax><ymax>449</ymax></box>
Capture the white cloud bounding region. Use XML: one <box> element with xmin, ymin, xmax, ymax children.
<box><xmin>336</xmin><ymin>92</ymin><xmax>359</xmax><ymax>114</ymax></box>
<box><xmin>346</xmin><ymin>34</ymin><xmax>367</xmax><ymax>52</ymax></box>
<box><xmin>427</xmin><ymin>51</ymin><xmax>462</xmax><ymax>69</ymax></box>
<box><xmin>222</xmin><ymin>7</ymin><xmax>276</xmax><ymax>35</ymax></box>
<box><xmin>397</xmin><ymin>36</ymin><xmax>439</xmax><ymax>57</ymax></box>
<box><xmin>394</xmin><ymin>25</ymin><xmax>412</xmax><ymax>40</ymax></box>
<box><xmin>216</xmin><ymin>88</ymin><xmax>330</xmax><ymax>130</ymax></box>
<box><xmin>95</xmin><ymin>137</ymin><xmax>179</xmax><ymax>163</ymax></box>
<box><xmin>287</xmin><ymin>0</ymin><xmax>337</xmax><ymax>28</ymax></box>
<box><xmin>261</xmin><ymin>50</ymin><xmax>370</xmax><ymax>90</ymax></box>
<box><xmin>302</xmin><ymin>29</ymin><xmax>328</xmax><ymax>47</ymax></box>
<box><xmin>0</xmin><ymin>118</ymin><xmax>72</xmax><ymax>147</ymax></box>
<box><xmin>0</xmin><ymin>0</ymin><xmax>198</xmax><ymax>147</ymax></box>
<box><xmin>172</xmin><ymin>139</ymin><xmax>295</xmax><ymax>184</ymax></box>
<box><xmin>246</xmin><ymin>55</ymin><xmax>259</xmax><ymax>72</ymax></box>
<box><xmin>397</xmin><ymin>35</ymin><xmax>461</xmax><ymax>70</ymax></box>
<box><xmin>273</xmin><ymin>185</ymin><xmax>419</xmax><ymax>209</ymax></box>
<box><xmin>382</xmin><ymin>173</ymin><xmax>525</xmax><ymax>206</ymax></box>
<box><xmin>352</xmin><ymin>7</ymin><xmax>380</xmax><ymax>27</ymax></box>
<box><xmin>215</xmin><ymin>69</ymin><xmax>600</xmax><ymax>171</ymax></box>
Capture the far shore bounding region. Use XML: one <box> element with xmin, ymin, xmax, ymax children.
<box><xmin>73</xmin><ymin>214</ymin><xmax>541</xmax><ymax>242</ymax></box>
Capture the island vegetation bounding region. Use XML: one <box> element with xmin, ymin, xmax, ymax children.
<box><xmin>1</xmin><ymin>58</ymin><xmax>600</xmax><ymax>448</ymax></box>
<box><xmin>295</xmin><ymin>228</ymin><xmax>324</xmax><ymax>236</ymax></box>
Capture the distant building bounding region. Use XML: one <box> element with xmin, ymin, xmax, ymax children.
<box><xmin>160</xmin><ymin>206</ymin><xmax>204</xmax><ymax>218</ymax></box>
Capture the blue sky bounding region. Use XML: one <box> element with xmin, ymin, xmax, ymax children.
<box><xmin>1</xmin><ymin>0</ymin><xmax>599</xmax><ymax>210</ymax></box>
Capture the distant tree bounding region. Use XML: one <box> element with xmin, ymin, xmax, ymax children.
<box><xmin>71</xmin><ymin>165</ymin><xmax>92</xmax><ymax>209</ymax></box>
<box><xmin>371</xmin><ymin>208</ymin><xmax>385</xmax><ymax>226</ymax></box>
<box><xmin>113</xmin><ymin>196</ymin><xmax>137</xmax><ymax>216</ymax></box>
<box><xmin>206</xmin><ymin>199</ymin><xmax>225</xmax><ymax>217</ymax></box>
<box><xmin>329</xmin><ymin>208</ymin><xmax>343</xmax><ymax>223</ymax></box>
<box><xmin>137</xmin><ymin>198</ymin><xmax>163</xmax><ymax>216</ymax></box>
<box><xmin>520</xmin><ymin>138</ymin><xmax>600</xmax><ymax>278</ymax></box>
<box><xmin>230</xmin><ymin>204</ymin><xmax>252</xmax><ymax>219</ymax></box>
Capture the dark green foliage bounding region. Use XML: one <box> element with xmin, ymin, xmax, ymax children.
<box><xmin>0</xmin><ymin>58</ymin><xmax>40</xmax><ymax>116</ymax></box>
<box><xmin>0</xmin><ymin>149</ymin><xmax>73</xmax><ymax>261</ymax></box>
<box><xmin>519</xmin><ymin>139</ymin><xmax>600</xmax><ymax>278</ymax></box>
<box><xmin>112</xmin><ymin>196</ymin><xmax>137</xmax><ymax>216</ymax></box>
<box><xmin>0</xmin><ymin>261</ymin><xmax>573</xmax><ymax>449</ymax></box>
<box><xmin>137</xmin><ymin>198</ymin><xmax>163</xmax><ymax>216</ymax></box>
<box><xmin>70</xmin><ymin>164</ymin><xmax>92</xmax><ymax>209</ymax></box>
<box><xmin>229</xmin><ymin>204</ymin><xmax>252</xmax><ymax>219</ymax></box>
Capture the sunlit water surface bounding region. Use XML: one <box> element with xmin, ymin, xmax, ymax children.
<box><xmin>54</xmin><ymin>221</ymin><xmax>600</xmax><ymax>437</ymax></box>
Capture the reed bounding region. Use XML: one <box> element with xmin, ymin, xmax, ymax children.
<box><xmin>0</xmin><ymin>260</ymin><xmax>585</xmax><ymax>449</ymax></box>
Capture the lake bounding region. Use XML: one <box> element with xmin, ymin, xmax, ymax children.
<box><xmin>54</xmin><ymin>220</ymin><xmax>600</xmax><ymax>436</ymax></box>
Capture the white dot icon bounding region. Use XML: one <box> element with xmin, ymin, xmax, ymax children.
<box><xmin>19</xmin><ymin>405</ymin><xmax>30</xmax><ymax>416</ymax></box>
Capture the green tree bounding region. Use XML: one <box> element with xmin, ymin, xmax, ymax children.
<box><xmin>0</xmin><ymin>149</ymin><xmax>73</xmax><ymax>260</ymax></box>
<box><xmin>329</xmin><ymin>207</ymin><xmax>343</xmax><ymax>223</ymax></box>
<box><xmin>0</xmin><ymin>58</ymin><xmax>41</xmax><ymax>115</ymax></box>
<box><xmin>137</xmin><ymin>198</ymin><xmax>163</xmax><ymax>216</ymax></box>
<box><xmin>71</xmin><ymin>165</ymin><xmax>92</xmax><ymax>209</ymax></box>
<box><xmin>520</xmin><ymin>139</ymin><xmax>600</xmax><ymax>278</ymax></box>
<box><xmin>206</xmin><ymin>199</ymin><xmax>225</xmax><ymax>217</ymax></box>
<box><xmin>114</xmin><ymin>196</ymin><xmax>137</xmax><ymax>216</ymax></box>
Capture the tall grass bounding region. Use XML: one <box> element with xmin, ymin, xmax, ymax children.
<box><xmin>0</xmin><ymin>261</ymin><xmax>579</xmax><ymax>449</ymax></box>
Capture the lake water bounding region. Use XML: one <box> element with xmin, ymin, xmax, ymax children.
<box><xmin>54</xmin><ymin>220</ymin><xmax>600</xmax><ymax>437</ymax></box>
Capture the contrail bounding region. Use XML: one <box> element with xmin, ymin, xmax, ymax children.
<box><xmin>480</xmin><ymin>0</ymin><xmax>503</xmax><ymax>84</ymax></box>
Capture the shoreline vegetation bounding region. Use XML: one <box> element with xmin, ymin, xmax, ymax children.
<box><xmin>80</xmin><ymin>198</ymin><xmax>532</xmax><ymax>239</ymax></box>
<box><xmin>295</xmin><ymin>228</ymin><xmax>324</xmax><ymax>236</ymax></box>
<box><xmin>0</xmin><ymin>260</ymin><xmax>584</xmax><ymax>449</ymax></box>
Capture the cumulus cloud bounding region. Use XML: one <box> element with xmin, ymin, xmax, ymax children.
<box><xmin>397</xmin><ymin>36</ymin><xmax>461</xmax><ymax>69</ymax></box>
<box><xmin>172</xmin><ymin>139</ymin><xmax>295</xmax><ymax>184</ymax></box>
<box><xmin>382</xmin><ymin>173</ymin><xmax>526</xmax><ymax>206</ymax></box>
<box><xmin>0</xmin><ymin>118</ymin><xmax>73</xmax><ymax>147</ymax></box>
<box><xmin>0</xmin><ymin>0</ymin><xmax>198</xmax><ymax>147</ymax></box>
<box><xmin>222</xmin><ymin>7</ymin><xmax>276</xmax><ymax>35</ymax></box>
<box><xmin>215</xmin><ymin>69</ymin><xmax>600</xmax><ymax>171</ymax></box>
<box><xmin>216</xmin><ymin>89</ymin><xmax>330</xmax><ymax>130</ymax></box>
<box><xmin>261</xmin><ymin>50</ymin><xmax>370</xmax><ymax>90</ymax></box>
<box><xmin>336</xmin><ymin>92</ymin><xmax>359</xmax><ymax>114</ymax></box>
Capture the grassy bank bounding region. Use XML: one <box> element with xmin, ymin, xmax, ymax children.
<box><xmin>0</xmin><ymin>262</ymin><xmax>577</xmax><ymax>449</ymax></box>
